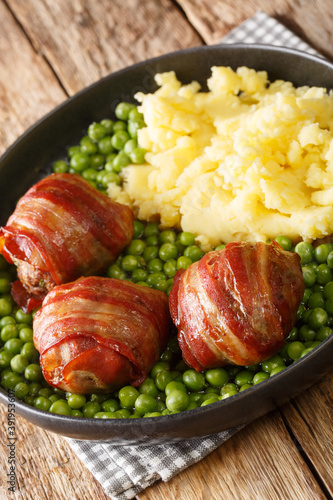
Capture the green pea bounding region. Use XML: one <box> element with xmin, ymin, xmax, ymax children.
<box><xmin>121</xmin><ymin>255</ymin><xmax>139</xmax><ymax>272</ymax></box>
<box><xmin>234</xmin><ymin>369</ymin><xmax>254</xmax><ymax>386</ymax></box>
<box><xmin>53</xmin><ymin>160</ymin><xmax>69</xmax><ymax>173</ymax></box>
<box><xmin>113</xmin><ymin>151</ymin><xmax>131</xmax><ymax>172</ymax></box>
<box><xmin>165</xmin><ymin>381</ymin><xmax>187</xmax><ymax>396</ymax></box>
<box><xmin>307</xmin><ymin>307</ymin><xmax>328</xmax><ymax>329</ymax></box>
<box><xmin>134</xmin><ymin>394</ymin><xmax>157</xmax><ymax>415</ymax></box>
<box><xmin>146</xmin><ymin>272</ymin><xmax>166</xmax><ymax>286</ymax></box>
<box><xmin>252</xmin><ymin>372</ymin><xmax>269</xmax><ymax>384</ymax></box>
<box><xmin>19</xmin><ymin>327</ymin><xmax>33</xmax><ymax>343</ymax></box>
<box><xmin>107</xmin><ymin>264</ymin><xmax>126</xmax><ymax>280</ymax></box>
<box><xmin>300</xmin><ymin>347</ymin><xmax>315</xmax><ymax>358</ymax></box>
<box><xmin>144</xmin><ymin>222</ymin><xmax>160</xmax><ymax>238</ymax></box>
<box><xmin>29</xmin><ymin>382</ymin><xmax>43</xmax><ymax>396</ymax></box>
<box><xmin>82</xmin><ymin>168</ymin><xmax>98</xmax><ymax>181</ymax></box>
<box><xmin>0</xmin><ymin>350</ymin><xmax>14</xmax><ymax>369</ymax></box>
<box><xmin>82</xmin><ymin>402</ymin><xmax>101</xmax><ymax>418</ymax></box>
<box><xmin>145</xmin><ymin>235</ymin><xmax>159</xmax><ymax>246</ymax></box>
<box><xmin>150</xmin><ymin>361</ymin><xmax>170</xmax><ymax>379</ymax></box>
<box><xmin>286</xmin><ymin>327</ymin><xmax>298</xmax><ymax>341</ymax></box>
<box><xmin>14</xmin><ymin>382</ymin><xmax>30</xmax><ymax>399</ymax></box>
<box><xmin>38</xmin><ymin>388</ymin><xmax>54</xmax><ymax>398</ymax></box>
<box><xmin>159</xmin><ymin>243</ymin><xmax>178</xmax><ymax>262</ymax></box>
<box><xmin>67</xmin><ymin>394</ymin><xmax>86</xmax><ymax>409</ymax></box>
<box><xmin>115</xmin><ymin>102</ymin><xmax>136</xmax><ymax>121</ymax></box>
<box><xmin>239</xmin><ymin>383</ymin><xmax>252</xmax><ymax>392</ymax></box>
<box><xmin>118</xmin><ymin>386</ymin><xmax>140</xmax><ymax>409</ymax></box>
<box><xmin>295</xmin><ymin>242</ymin><xmax>314</xmax><ymax>264</ymax></box>
<box><xmin>302</xmin><ymin>267</ymin><xmax>316</xmax><ymax>288</ymax></box>
<box><xmin>111</xmin><ymin>130</ymin><xmax>129</xmax><ymax>151</ymax></box>
<box><xmin>0</xmin><ymin>277</ymin><xmax>11</xmax><ymax>294</ymax></box>
<box><xmin>166</xmin><ymin>390</ymin><xmax>189</xmax><ymax>412</ymax></box>
<box><xmin>177</xmin><ymin>256</ymin><xmax>192</xmax><ymax>270</ymax></box>
<box><xmin>138</xmin><ymin>377</ymin><xmax>159</xmax><ymax>397</ymax></box>
<box><xmin>129</xmin><ymin>147</ymin><xmax>146</xmax><ymax>164</ymax></box>
<box><xmin>126</xmin><ymin>239</ymin><xmax>146</xmax><ymax>256</ymax></box>
<box><xmin>143</xmin><ymin>246</ymin><xmax>158</xmax><ymax>262</ymax></box>
<box><xmin>314</xmin><ymin>243</ymin><xmax>333</xmax><ymax>264</ymax></box>
<box><xmin>261</xmin><ymin>355</ymin><xmax>285</xmax><ymax>374</ymax></box>
<box><xmin>316</xmin><ymin>264</ymin><xmax>333</xmax><ymax>285</ymax></box>
<box><xmin>182</xmin><ymin>370</ymin><xmax>205</xmax><ymax>392</ymax></box>
<box><xmin>24</xmin><ymin>363</ymin><xmax>43</xmax><ymax>382</ymax></box>
<box><xmin>299</xmin><ymin>324</ymin><xmax>316</xmax><ymax>341</ymax></box>
<box><xmin>50</xmin><ymin>400</ymin><xmax>72</xmax><ymax>416</ymax></box>
<box><xmin>4</xmin><ymin>338</ymin><xmax>24</xmax><ymax>354</ymax></box>
<box><xmin>80</xmin><ymin>135</ymin><xmax>98</xmax><ymax>155</ymax></box>
<box><xmin>205</xmin><ymin>368</ymin><xmax>229</xmax><ymax>387</ymax></box>
<box><xmin>98</xmin><ymin>136</ymin><xmax>114</xmax><ymax>155</ymax></box>
<box><xmin>70</xmin><ymin>152</ymin><xmax>90</xmax><ymax>172</ymax></box>
<box><xmin>102</xmin><ymin>399</ymin><xmax>120</xmax><ymax>413</ymax></box>
<box><xmin>308</xmin><ymin>291</ymin><xmax>325</xmax><ymax>309</ymax></box>
<box><xmin>275</xmin><ymin>235</ymin><xmax>293</xmax><ymax>251</ymax></box>
<box><xmin>327</xmin><ymin>251</ymin><xmax>333</xmax><ymax>269</ymax></box>
<box><xmin>10</xmin><ymin>354</ymin><xmax>29</xmax><ymax>374</ymax></box>
<box><xmin>34</xmin><ymin>396</ymin><xmax>52</xmax><ymax>411</ymax></box>
<box><xmin>270</xmin><ymin>366</ymin><xmax>286</xmax><ymax>376</ymax></box>
<box><xmin>100</xmin><ymin>119</ymin><xmax>114</xmax><ymax>135</ymax></box>
<box><xmin>0</xmin><ymin>297</ymin><xmax>13</xmax><ymax>317</ymax></box>
<box><xmin>128</xmin><ymin>119</ymin><xmax>145</xmax><ymax>139</ymax></box>
<box><xmin>132</xmin><ymin>220</ymin><xmax>144</xmax><ymax>239</ymax></box>
<box><xmin>2</xmin><ymin>371</ymin><xmax>24</xmax><ymax>390</ymax></box>
<box><xmin>1</xmin><ymin>324</ymin><xmax>18</xmax><ymax>342</ymax></box>
<box><xmin>287</xmin><ymin>341</ymin><xmax>305</xmax><ymax>361</ymax></box>
<box><xmin>131</xmin><ymin>268</ymin><xmax>148</xmax><ymax>282</ymax></box>
<box><xmin>20</xmin><ymin>342</ymin><xmax>38</xmax><ymax>361</ymax></box>
<box><xmin>87</xmin><ymin>122</ymin><xmax>106</xmax><ymax>142</ymax></box>
<box><xmin>316</xmin><ymin>326</ymin><xmax>332</xmax><ymax>341</ymax></box>
<box><xmin>0</xmin><ymin>316</ymin><xmax>16</xmax><ymax>328</ymax></box>
<box><xmin>155</xmin><ymin>370</ymin><xmax>174</xmax><ymax>391</ymax></box>
<box><xmin>184</xmin><ymin>245</ymin><xmax>204</xmax><ymax>262</ymax></box>
<box><xmin>163</xmin><ymin>260</ymin><xmax>177</xmax><ymax>278</ymax></box>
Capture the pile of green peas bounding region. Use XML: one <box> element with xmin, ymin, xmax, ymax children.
<box><xmin>0</xmin><ymin>104</ymin><xmax>332</xmax><ymax>419</ymax></box>
<box><xmin>52</xmin><ymin>101</ymin><xmax>147</xmax><ymax>192</ymax></box>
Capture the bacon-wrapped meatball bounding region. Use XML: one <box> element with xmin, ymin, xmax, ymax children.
<box><xmin>169</xmin><ymin>241</ymin><xmax>305</xmax><ymax>370</ymax></box>
<box><xmin>0</xmin><ymin>173</ymin><xmax>134</xmax><ymax>311</ymax></box>
<box><xmin>33</xmin><ymin>277</ymin><xmax>171</xmax><ymax>394</ymax></box>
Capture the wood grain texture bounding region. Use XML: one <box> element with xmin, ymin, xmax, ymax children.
<box><xmin>177</xmin><ymin>0</ymin><xmax>333</xmax><ymax>60</ymax></box>
<box><xmin>6</xmin><ymin>0</ymin><xmax>202</xmax><ymax>96</ymax></box>
<box><xmin>0</xmin><ymin>1</ymin><xmax>66</xmax><ymax>155</ymax></box>
<box><xmin>281</xmin><ymin>367</ymin><xmax>333</xmax><ymax>497</ymax></box>
<box><xmin>0</xmin><ymin>410</ymin><xmax>110</xmax><ymax>499</ymax></box>
<box><xmin>139</xmin><ymin>411</ymin><xmax>326</xmax><ymax>500</ymax></box>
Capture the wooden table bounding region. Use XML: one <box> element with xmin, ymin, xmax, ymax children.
<box><xmin>0</xmin><ymin>1</ymin><xmax>332</xmax><ymax>499</ymax></box>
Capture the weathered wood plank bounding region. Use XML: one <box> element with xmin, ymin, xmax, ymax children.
<box><xmin>177</xmin><ymin>0</ymin><xmax>333</xmax><ymax>60</ymax></box>
<box><xmin>139</xmin><ymin>410</ymin><xmax>327</xmax><ymax>500</ymax></box>
<box><xmin>0</xmin><ymin>409</ymin><xmax>110</xmax><ymax>499</ymax></box>
<box><xmin>6</xmin><ymin>0</ymin><xmax>202</xmax><ymax>96</ymax></box>
<box><xmin>281</xmin><ymin>367</ymin><xmax>333</xmax><ymax>497</ymax></box>
<box><xmin>0</xmin><ymin>1</ymin><xmax>66</xmax><ymax>155</ymax></box>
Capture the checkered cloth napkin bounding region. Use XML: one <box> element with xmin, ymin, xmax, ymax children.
<box><xmin>65</xmin><ymin>12</ymin><xmax>322</xmax><ymax>500</ymax></box>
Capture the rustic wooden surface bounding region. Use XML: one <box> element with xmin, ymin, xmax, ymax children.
<box><xmin>0</xmin><ymin>1</ymin><xmax>332</xmax><ymax>499</ymax></box>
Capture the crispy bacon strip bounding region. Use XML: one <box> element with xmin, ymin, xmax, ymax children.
<box><xmin>169</xmin><ymin>241</ymin><xmax>305</xmax><ymax>370</ymax></box>
<box><xmin>33</xmin><ymin>277</ymin><xmax>171</xmax><ymax>393</ymax></box>
<box><xmin>0</xmin><ymin>173</ymin><xmax>134</xmax><ymax>311</ymax></box>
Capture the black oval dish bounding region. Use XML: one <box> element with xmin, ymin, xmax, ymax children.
<box><xmin>0</xmin><ymin>44</ymin><xmax>333</xmax><ymax>444</ymax></box>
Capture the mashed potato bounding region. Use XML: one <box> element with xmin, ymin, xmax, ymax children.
<box><xmin>108</xmin><ymin>66</ymin><xmax>333</xmax><ymax>249</ymax></box>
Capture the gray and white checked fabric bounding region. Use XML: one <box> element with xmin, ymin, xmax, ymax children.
<box><xmin>65</xmin><ymin>12</ymin><xmax>322</xmax><ymax>500</ymax></box>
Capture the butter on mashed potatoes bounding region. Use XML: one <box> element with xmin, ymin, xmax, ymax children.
<box><xmin>108</xmin><ymin>66</ymin><xmax>333</xmax><ymax>249</ymax></box>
